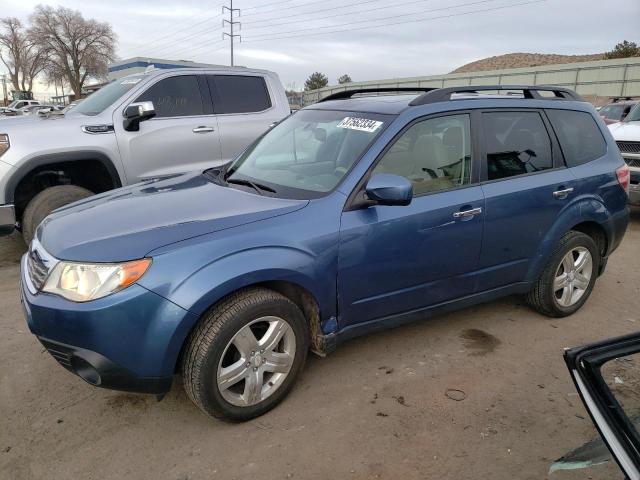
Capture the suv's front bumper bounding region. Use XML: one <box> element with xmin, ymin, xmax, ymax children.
<box><xmin>20</xmin><ymin>254</ymin><xmax>198</xmax><ymax>394</ymax></box>
<box><xmin>0</xmin><ymin>204</ymin><xmax>15</xmax><ymax>235</ymax></box>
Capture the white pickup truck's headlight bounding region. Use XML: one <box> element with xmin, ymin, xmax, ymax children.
<box><xmin>0</xmin><ymin>134</ymin><xmax>9</xmax><ymax>157</ymax></box>
<box><xmin>42</xmin><ymin>258</ymin><xmax>151</xmax><ymax>302</ymax></box>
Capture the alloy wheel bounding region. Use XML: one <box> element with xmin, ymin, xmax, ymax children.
<box><xmin>554</xmin><ymin>247</ymin><xmax>593</xmax><ymax>307</ymax></box>
<box><xmin>217</xmin><ymin>316</ymin><xmax>296</xmax><ymax>407</ymax></box>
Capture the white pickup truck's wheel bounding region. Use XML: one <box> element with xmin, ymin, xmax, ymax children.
<box><xmin>181</xmin><ymin>288</ymin><xmax>309</xmax><ymax>422</ymax></box>
<box><xmin>22</xmin><ymin>185</ymin><xmax>93</xmax><ymax>244</ymax></box>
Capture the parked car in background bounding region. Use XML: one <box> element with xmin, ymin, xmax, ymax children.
<box><xmin>599</xmin><ymin>99</ymin><xmax>639</xmax><ymax>125</ymax></box>
<box><xmin>21</xmin><ymin>85</ymin><xmax>629</xmax><ymax>421</ymax></box>
<box><xmin>6</xmin><ymin>99</ymin><xmax>40</xmax><ymax>110</ymax></box>
<box><xmin>19</xmin><ymin>104</ymin><xmax>57</xmax><ymax>116</ymax></box>
<box><xmin>0</xmin><ymin>66</ymin><xmax>289</xmax><ymax>242</ymax></box>
<box><xmin>609</xmin><ymin>103</ymin><xmax>640</xmax><ymax>205</ymax></box>
<box><xmin>0</xmin><ymin>107</ymin><xmax>21</xmax><ymax>117</ymax></box>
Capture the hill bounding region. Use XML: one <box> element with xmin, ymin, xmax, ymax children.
<box><xmin>450</xmin><ymin>52</ymin><xmax>604</xmax><ymax>74</ymax></box>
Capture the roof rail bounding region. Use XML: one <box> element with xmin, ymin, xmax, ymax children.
<box><xmin>409</xmin><ymin>85</ymin><xmax>584</xmax><ymax>106</ymax></box>
<box><xmin>318</xmin><ymin>87</ymin><xmax>438</xmax><ymax>103</ymax></box>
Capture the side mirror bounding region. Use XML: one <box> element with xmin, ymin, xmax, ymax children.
<box><xmin>123</xmin><ymin>101</ymin><xmax>156</xmax><ymax>131</ymax></box>
<box><xmin>365</xmin><ymin>173</ymin><xmax>413</xmax><ymax>206</ymax></box>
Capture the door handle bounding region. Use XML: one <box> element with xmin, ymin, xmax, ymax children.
<box><xmin>552</xmin><ymin>187</ymin><xmax>574</xmax><ymax>198</ymax></box>
<box><xmin>193</xmin><ymin>126</ymin><xmax>215</xmax><ymax>133</ymax></box>
<box><xmin>453</xmin><ymin>207</ymin><xmax>482</xmax><ymax>219</ymax></box>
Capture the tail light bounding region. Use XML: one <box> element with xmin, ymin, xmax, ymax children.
<box><xmin>616</xmin><ymin>164</ymin><xmax>630</xmax><ymax>195</ymax></box>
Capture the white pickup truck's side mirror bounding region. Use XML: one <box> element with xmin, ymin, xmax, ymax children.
<box><xmin>123</xmin><ymin>101</ymin><xmax>156</xmax><ymax>132</ymax></box>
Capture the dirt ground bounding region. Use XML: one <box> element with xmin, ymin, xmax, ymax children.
<box><xmin>1</xmin><ymin>209</ymin><xmax>639</xmax><ymax>480</ymax></box>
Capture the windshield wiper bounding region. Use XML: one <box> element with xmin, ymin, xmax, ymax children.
<box><xmin>226</xmin><ymin>177</ymin><xmax>276</xmax><ymax>195</ymax></box>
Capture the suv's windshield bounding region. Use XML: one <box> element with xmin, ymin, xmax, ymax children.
<box><xmin>225</xmin><ymin>109</ymin><xmax>391</xmax><ymax>198</ymax></box>
<box><xmin>72</xmin><ymin>75</ymin><xmax>146</xmax><ymax>116</ymax></box>
<box><xmin>625</xmin><ymin>104</ymin><xmax>640</xmax><ymax>122</ymax></box>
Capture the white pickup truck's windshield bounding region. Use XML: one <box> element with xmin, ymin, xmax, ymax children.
<box><xmin>226</xmin><ymin>109</ymin><xmax>391</xmax><ymax>198</ymax></box>
<box><xmin>625</xmin><ymin>104</ymin><xmax>640</xmax><ymax>122</ymax></box>
<box><xmin>73</xmin><ymin>75</ymin><xmax>146</xmax><ymax>116</ymax></box>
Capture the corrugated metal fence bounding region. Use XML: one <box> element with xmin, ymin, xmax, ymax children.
<box><xmin>302</xmin><ymin>57</ymin><xmax>640</xmax><ymax>106</ymax></box>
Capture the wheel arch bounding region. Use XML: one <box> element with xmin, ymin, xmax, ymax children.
<box><xmin>5</xmin><ymin>151</ymin><xmax>123</xmax><ymax>221</ymax></box>
<box><xmin>525</xmin><ymin>198</ymin><xmax>614</xmax><ymax>283</ymax></box>
<box><xmin>170</xmin><ymin>278</ymin><xmax>326</xmax><ymax>375</ymax></box>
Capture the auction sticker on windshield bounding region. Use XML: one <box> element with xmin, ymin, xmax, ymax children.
<box><xmin>337</xmin><ymin>117</ymin><xmax>383</xmax><ymax>133</ymax></box>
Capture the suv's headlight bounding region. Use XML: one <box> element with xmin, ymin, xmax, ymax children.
<box><xmin>43</xmin><ymin>258</ymin><xmax>151</xmax><ymax>302</ymax></box>
<box><xmin>0</xmin><ymin>134</ymin><xmax>9</xmax><ymax>157</ymax></box>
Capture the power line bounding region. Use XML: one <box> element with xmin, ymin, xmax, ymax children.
<box><xmin>243</xmin><ymin>0</ymin><xmax>388</xmax><ymax>25</ymax></box>
<box><xmin>118</xmin><ymin>10</ymin><xmax>223</xmax><ymax>58</ymax></box>
<box><xmin>240</xmin><ymin>0</ymin><xmax>341</xmax><ymax>18</ymax></box>
<box><xmin>246</xmin><ymin>0</ymin><xmax>434</xmax><ymax>29</ymax></box>
<box><xmin>247</xmin><ymin>0</ymin><xmax>498</xmax><ymax>38</ymax></box>
<box><xmin>241</xmin><ymin>0</ymin><xmax>297</xmax><ymax>11</ymax></box>
<box><xmin>145</xmin><ymin>22</ymin><xmax>224</xmax><ymax>57</ymax></box>
<box><xmin>159</xmin><ymin>37</ymin><xmax>226</xmax><ymax>60</ymax></box>
<box><xmin>243</xmin><ymin>0</ymin><xmax>546</xmax><ymax>42</ymax></box>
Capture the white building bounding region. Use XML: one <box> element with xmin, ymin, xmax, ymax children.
<box><xmin>108</xmin><ymin>57</ymin><xmax>225</xmax><ymax>81</ymax></box>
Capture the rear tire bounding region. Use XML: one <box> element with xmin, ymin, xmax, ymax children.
<box><xmin>181</xmin><ymin>288</ymin><xmax>309</xmax><ymax>422</ymax></box>
<box><xmin>22</xmin><ymin>185</ymin><xmax>93</xmax><ymax>244</ymax></box>
<box><xmin>526</xmin><ymin>231</ymin><xmax>600</xmax><ymax>318</ymax></box>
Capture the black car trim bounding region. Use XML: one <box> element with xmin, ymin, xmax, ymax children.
<box><xmin>564</xmin><ymin>333</ymin><xmax>640</xmax><ymax>479</ymax></box>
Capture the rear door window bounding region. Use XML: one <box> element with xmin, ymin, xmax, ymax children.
<box><xmin>208</xmin><ymin>75</ymin><xmax>272</xmax><ymax>114</ymax></box>
<box><xmin>482</xmin><ymin>111</ymin><xmax>553</xmax><ymax>180</ymax></box>
<box><xmin>547</xmin><ymin>109</ymin><xmax>607</xmax><ymax>166</ymax></box>
<box><xmin>135</xmin><ymin>75</ymin><xmax>204</xmax><ymax>118</ymax></box>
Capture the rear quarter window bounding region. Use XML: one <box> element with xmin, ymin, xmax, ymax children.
<box><xmin>547</xmin><ymin>109</ymin><xmax>607</xmax><ymax>167</ymax></box>
<box><xmin>208</xmin><ymin>75</ymin><xmax>272</xmax><ymax>114</ymax></box>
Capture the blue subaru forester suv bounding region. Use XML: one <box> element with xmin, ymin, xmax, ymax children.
<box><xmin>21</xmin><ymin>85</ymin><xmax>630</xmax><ymax>421</ymax></box>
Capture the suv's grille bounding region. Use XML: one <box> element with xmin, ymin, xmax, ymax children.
<box><xmin>625</xmin><ymin>158</ymin><xmax>640</xmax><ymax>168</ymax></box>
<box><xmin>27</xmin><ymin>248</ymin><xmax>49</xmax><ymax>290</ymax></box>
<box><xmin>617</xmin><ymin>141</ymin><xmax>640</xmax><ymax>154</ymax></box>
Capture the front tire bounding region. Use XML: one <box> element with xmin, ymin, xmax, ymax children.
<box><xmin>526</xmin><ymin>231</ymin><xmax>600</xmax><ymax>317</ymax></box>
<box><xmin>22</xmin><ymin>185</ymin><xmax>93</xmax><ymax>244</ymax></box>
<box><xmin>181</xmin><ymin>288</ymin><xmax>309</xmax><ymax>422</ymax></box>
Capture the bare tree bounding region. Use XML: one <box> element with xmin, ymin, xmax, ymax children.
<box><xmin>0</xmin><ymin>17</ymin><xmax>45</xmax><ymax>94</ymax></box>
<box><xmin>30</xmin><ymin>5</ymin><xmax>116</xmax><ymax>98</ymax></box>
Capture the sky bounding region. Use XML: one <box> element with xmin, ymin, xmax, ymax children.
<box><xmin>1</xmin><ymin>0</ymin><xmax>639</xmax><ymax>95</ymax></box>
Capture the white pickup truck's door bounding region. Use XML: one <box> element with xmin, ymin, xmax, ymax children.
<box><xmin>114</xmin><ymin>73</ymin><xmax>223</xmax><ymax>182</ymax></box>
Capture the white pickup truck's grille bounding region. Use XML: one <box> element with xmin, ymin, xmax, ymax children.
<box><xmin>617</xmin><ymin>141</ymin><xmax>640</xmax><ymax>154</ymax></box>
<box><xmin>617</xmin><ymin>142</ymin><xmax>640</xmax><ymax>168</ymax></box>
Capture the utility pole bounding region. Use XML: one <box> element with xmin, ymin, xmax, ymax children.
<box><xmin>1</xmin><ymin>75</ymin><xmax>7</xmax><ymax>106</ymax></box>
<box><xmin>222</xmin><ymin>0</ymin><xmax>241</xmax><ymax>66</ymax></box>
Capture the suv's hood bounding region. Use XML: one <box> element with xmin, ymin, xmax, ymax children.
<box><xmin>37</xmin><ymin>172</ymin><xmax>308</xmax><ymax>262</ymax></box>
<box><xmin>608</xmin><ymin>121</ymin><xmax>640</xmax><ymax>141</ymax></box>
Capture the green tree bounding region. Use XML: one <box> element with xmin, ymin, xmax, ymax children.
<box><xmin>337</xmin><ymin>74</ymin><xmax>352</xmax><ymax>84</ymax></box>
<box><xmin>604</xmin><ymin>40</ymin><xmax>640</xmax><ymax>59</ymax></box>
<box><xmin>304</xmin><ymin>72</ymin><xmax>328</xmax><ymax>91</ymax></box>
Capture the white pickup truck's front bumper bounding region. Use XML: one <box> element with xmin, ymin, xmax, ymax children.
<box><xmin>0</xmin><ymin>204</ymin><xmax>15</xmax><ymax>234</ymax></box>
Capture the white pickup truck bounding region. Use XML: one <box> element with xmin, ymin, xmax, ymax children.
<box><xmin>609</xmin><ymin>103</ymin><xmax>640</xmax><ymax>206</ymax></box>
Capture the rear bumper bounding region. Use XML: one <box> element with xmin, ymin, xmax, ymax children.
<box><xmin>20</xmin><ymin>254</ymin><xmax>198</xmax><ymax>394</ymax></box>
<box><xmin>626</xmin><ymin>163</ymin><xmax>639</xmax><ymax>205</ymax></box>
<box><xmin>630</xmin><ymin>186</ymin><xmax>640</xmax><ymax>206</ymax></box>
<box><xmin>0</xmin><ymin>204</ymin><xmax>15</xmax><ymax>235</ymax></box>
